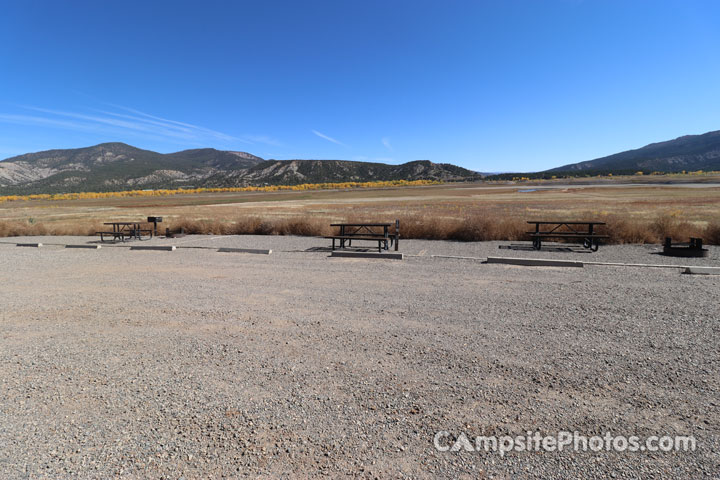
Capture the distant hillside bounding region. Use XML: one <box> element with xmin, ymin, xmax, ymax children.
<box><xmin>548</xmin><ymin>130</ymin><xmax>720</xmax><ymax>175</ymax></box>
<box><xmin>205</xmin><ymin>159</ymin><xmax>476</xmax><ymax>186</ymax></box>
<box><xmin>0</xmin><ymin>143</ymin><xmax>479</xmax><ymax>194</ymax></box>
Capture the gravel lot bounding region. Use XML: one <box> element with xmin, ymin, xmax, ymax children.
<box><xmin>0</xmin><ymin>235</ymin><xmax>718</xmax><ymax>478</ymax></box>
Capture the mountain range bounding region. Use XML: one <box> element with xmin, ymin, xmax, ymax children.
<box><xmin>547</xmin><ymin>129</ymin><xmax>720</xmax><ymax>175</ymax></box>
<box><xmin>2</xmin><ymin>129</ymin><xmax>719</xmax><ymax>194</ymax></box>
<box><xmin>0</xmin><ymin>143</ymin><xmax>480</xmax><ymax>194</ymax></box>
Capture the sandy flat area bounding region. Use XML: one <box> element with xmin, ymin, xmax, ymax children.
<box><xmin>0</xmin><ymin>236</ymin><xmax>718</xmax><ymax>478</ymax></box>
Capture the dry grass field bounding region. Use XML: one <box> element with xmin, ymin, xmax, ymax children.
<box><xmin>1</xmin><ymin>178</ymin><xmax>720</xmax><ymax>244</ymax></box>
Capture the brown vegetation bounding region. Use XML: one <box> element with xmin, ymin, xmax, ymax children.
<box><xmin>704</xmin><ymin>221</ymin><xmax>720</xmax><ymax>245</ymax></box>
<box><xmin>0</xmin><ymin>213</ymin><xmax>720</xmax><ymax>245</ymax></box>
<box><xmin>0</xmin><ymin>220</ymin><xmax>102</xmax><ymax>238</ymax></box>
<box><xmin>0</xmin><ymin>212</ymin><xmax>718</xmax><ymax>244</ymax></box>
<box><xmin>168</xmin><ymin>216</ymin><xmax>333</xmax><ymax>237</ymax></box>
<box><xmin>136</xmin><ymin>213</ymin><xmax>720</xmax><ymax>245</ymax></box>
<box><xmin>1</xmin><ymin>182</ymin><xmax>719</xmax><ymax>244</ymax></box>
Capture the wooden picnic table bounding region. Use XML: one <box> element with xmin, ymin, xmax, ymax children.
<box><xmin>526</xmin><ymin>220</ymin><xmax>608</xmax><ymax>251</ymax></box>
<box><xmin>326</xmin><ymin>221</ymin><xmax>400</xmax><ymax>252</ymax></box>
<box><xmin>98</xmin><ymin>221</ymin><xmax>152</xmax><ymax>242</ymax></box>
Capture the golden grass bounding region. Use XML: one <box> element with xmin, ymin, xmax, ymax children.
<box><xmin>1</xmin><ymin>182</ymin><xmax>719</xmax><ymax>244</ymax></box>
<box><xmin>0</xmin><ymin>180</ymin><xmax>440</xmax><ymax>204</ymax></box>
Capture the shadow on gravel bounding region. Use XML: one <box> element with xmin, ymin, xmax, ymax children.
<box><xmin>296</xmin><ymin>246</ymin><xmax>378</xmax><ymax>253</ymax></box>
<box><xmin>499</xmin><ymin>243</ymin><xmax>591</xmax><ymax>253</ymax></box>
<box><xmin>297</xmin><ymin>246</ymin><xmax>334</xmax><ymax>252</ymax></box>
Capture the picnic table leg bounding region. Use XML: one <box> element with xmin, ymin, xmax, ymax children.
<box><xmin>586</xmin><ymin>223</ymin><xmax>600</xmax><ymax>251</ymax></box>
<box><xmin>532</xmin><ymin>222</ymin><xmax>541</xmax><ymax>250</ymax></box>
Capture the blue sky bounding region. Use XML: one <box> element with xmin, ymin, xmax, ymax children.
<box><xmin>0</xmin><ymin>0</ymin><xmax>718</xmax><ymax>172</ymax></box>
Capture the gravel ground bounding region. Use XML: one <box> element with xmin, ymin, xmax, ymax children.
<box><xmin>0</xmin><ymin>235</ymin><xmax>718</xmax><ymax>479</ymax></box>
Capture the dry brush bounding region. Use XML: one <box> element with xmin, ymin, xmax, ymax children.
<box><xmin>1</xmin><ymin>212</ymin><xmax>718</xmax><ymax>245</ymax></box>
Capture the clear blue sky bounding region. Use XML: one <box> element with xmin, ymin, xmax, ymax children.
<box><xmin>1</xmin><ymin>0</ymin><xmax>718</xmax><ymax>172</ymax></box>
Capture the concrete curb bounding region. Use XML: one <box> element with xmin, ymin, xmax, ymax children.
<box><xmin>486</xmin><ymin>256</ymin><xmax>583</xmax><ymax>268</ymax></box>
<box><xmin>431</xmin><ymin>255</ymin><xmax>484</xmax><ymax>261</ymax></box>
<box><xmin>65</xmin><ymin>244</ymin><xmax>102</xmax><ymax>249</ymax></box>
<box><xmin>585</xmin><ymin>261</ymin><xmax>690</xmax><ymax>268</ymax></box>
<box><xmin>683</xmin><ymin>267</ymin><xmax>720</xmax><ymax>275</ymax></box>
<box><xmin>130</xmin><ymin>246</ymin><xmax>176</xmax><ymax>251</ymax></box>
<box><xmin>331</xmin><ymin>251</ymin><xmax>403</xmax><ymax>260</ymax></box>
<box><xmin>16</xmin><ymin>243</ymin><xmax>43</xmax><ymax>248</ymax></box>
<box><xmin>217</xmin><ymin>248</ymin><xmax>272</xmax><ymax>255</ymax></box>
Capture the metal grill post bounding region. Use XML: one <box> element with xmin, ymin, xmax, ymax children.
<box><xmin>395</xmin><ymin>219</ymin><xmax>400</xmax><ymax>251</ymax></box>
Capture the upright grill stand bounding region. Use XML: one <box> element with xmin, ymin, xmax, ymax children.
<box><xmin>394</xmin><ymin>219</ymin><xmax>400</xmax><ymax>251</ymax></box>
<box><xmin>147</xmin><ymin>216</ymin><xmax>163</xmax><ymax>237</ymax></box>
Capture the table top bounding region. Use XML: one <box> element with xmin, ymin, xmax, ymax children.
<box><xmin>330</xmin><ymin>223</ymin><xmax>393</xmax><ymax>227</ymax></box>
<box><xmin>103</xmin><ymin>222</ymin><xmax>141</xmax><ymax>229</ymax></box>
<box><xmin>527</xmin><ymin>221</ymin><xmax>606</xmax><ymax>225</ymax></box>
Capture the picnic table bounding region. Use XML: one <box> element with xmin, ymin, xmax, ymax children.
<box><xmin>97</xmin><ymin>222</ymin><xmax>153</xmax><ymax>242</ymax></box>
<box><xmin>326</xmin><ymin>221</ymin><xmax>400</xmax><ymax>252</ymax></box>
<box><xmin>527</xmin><ymin>220</ymin><xmax>608</xmax><ymax>251</ymax></box>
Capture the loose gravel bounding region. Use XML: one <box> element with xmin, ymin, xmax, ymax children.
<box><xmin>0</xmin><ymin>235</ymin><xmax>718</xmax><ymax>478</ymax></box>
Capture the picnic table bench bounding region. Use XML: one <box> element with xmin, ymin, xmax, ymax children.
<box><xmin>97</xmin><ymin>221</ymin><xmax>153</xmax><ymax>242</ymax></box>
<box><xmin>326</xmin><ymin>221</ymin><xmax>400</xmax><ymax>253</ymax></box>
<box><xmin>527</xmin><ymin>220</ymin><xmax>608</xmax><ymax>251</ymax></box>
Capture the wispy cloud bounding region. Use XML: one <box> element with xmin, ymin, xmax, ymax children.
<box><xmin>0</xmin><ymin>104</ymin><xmax>281</xmax><ymax>148</ymax></box>
<box><xmin>0</xmin><ymin>113</ymin><xmax>91</xmax><ymax>131</ymax></box>
<box><xmin>312</xmin><ymin>129</ymin><xmax>347</xmax><ymax>147</ymax></box>
<box><xmin>0</xmin><ymin>112</ymin><xmax>191</xmax><ymax>146</ymax></box>
<box><xmin>381</xmin><ymin>137</ymin><xmax>393</xmax><ymax>151</ymax></box>
<box><xmin>97</xmin><ymin>104</ymin><xmax>240</xmax><ymax>142</ymax></box>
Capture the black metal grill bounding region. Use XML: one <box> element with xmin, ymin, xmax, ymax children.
<box><xmin>147</xmin><ymin>217</ymin><xmax>163</xmax><ymax>236</ymax></box>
